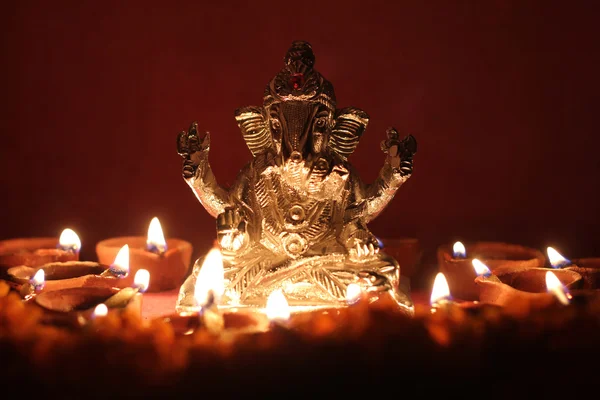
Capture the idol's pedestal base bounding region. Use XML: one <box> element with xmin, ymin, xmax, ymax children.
<box><xmin>142</xmin><ymin>276</ymin><xmax>417</xmax><ymax>319</ymax></box>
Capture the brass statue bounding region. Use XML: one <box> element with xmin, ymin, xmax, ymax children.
<box><xmin>176</xmin><ymin>41</ymin><xmax>417</xmax><ymax>314</ymax></box>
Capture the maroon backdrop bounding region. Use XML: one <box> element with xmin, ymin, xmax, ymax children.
<box><xmin>1</xmin><ymin>1</ymin><xmax>598</xmax><ymax>289</ymax></box>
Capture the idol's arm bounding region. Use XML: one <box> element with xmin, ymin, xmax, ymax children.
<box><xmin>353</xmin><ymin>128</ymin><xmax>416</xmax><ymax>223</ymax></box>
<box><xmin>186</xmin><ymin>151</ymin><xmax>231</xmax><ymax>218</ymax></box>
<box><xmin>177</xmin><ymin>121</ymin><xmax>231</xmax><ymax>218</ymax></box>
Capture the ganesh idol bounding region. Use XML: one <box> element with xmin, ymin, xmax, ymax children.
<box><xmin>175</xmin><ymin>41</ymin><xmax>417</xmax><ymax>314</ymax></box>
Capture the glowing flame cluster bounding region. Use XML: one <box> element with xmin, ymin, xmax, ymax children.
<box><xmin>192</xmin><ymin>247</ymin><xmax>295</xmax><ymax>323</ymax></box>
<box><xmin>59</xmin><ymin>228</ymin><xmax>81</xmax><ymax>252</ymax></box>
<box><xmin>147</xmin><ymin>217</ymin><xmax>167</xmax><ymax>254</ymax></box>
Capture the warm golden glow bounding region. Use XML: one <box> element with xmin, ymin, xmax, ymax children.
<box><xmin>472</xmin><ymin>258</ymin><xmax>492</xmax><ymax>277</ymax></box>
<box><xmin>547</xmin><ymin>246</ymin><xmax>570</xmax><ymax>268</ymax></box>
<box><xmin>93</xmin><ymin>303</ymin><xmax>108</xmax><ymax>318</ymax></box>
<box><xmin>266</xmin><ymin>289</ymin><xmax>290</xmax><ymax>322</ymax></box>
<box><xmin>110</xmin><ymin>244</ymin><xmax>130</xmax><ymax>277</ymax></box>
<box><xmin>59</xmin><ymin>228</ymin><xmax>81</xmax><ymax>252</ymax></box>
<box><xmin>220</xmin><ymin>234</ymin><xmax>243</xmax><ymax>251</ymax></box>
<box><xmin>430</xmin><ymin>272</ymin><xmax>451</xmax><ymax>305</ymax></box>
<box><xmin>452</xmin><ymin>241</ymin><xmax>466</xmax><ymax>258</ymax></box>
<box><xmin>147</xmin><ymin>217</ymin><xmax>167</xmax><ymax>253</ymax></box>
<box><xmin>31</xmin><ymin>268</ymin><xmax>45</xmax><ymax>288</ymax></box>
<box><xmin>219</xmin><ymin>235</ymin><xmax>230</xmax><ymax>248</ymax></box>
<box><xmin>232</xmin><ymin>235</ymin><xmax>244</xmax><ymax>251</ymax></box>
<box><xmin>134</xmin><ymin>269</ymin><xmax>150</xmax><ymax>292</ymax></box>
<box><xmin>345</xmin><ymin>283</ymin><xmax>362</xmax><ymax>304</ymax></box>
<box><xmin>545</xmin><ymin>271</ymin><xmax>570</xmax><ymax>305</ymax></box>
<box><xmin>194</xmin><ymin>248</ymin><xmax>225</xmax><ymax>307</ymax></box>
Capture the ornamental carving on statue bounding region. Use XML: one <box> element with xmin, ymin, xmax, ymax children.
<box><xmin>175</xmin><ymin>41</ymin><xmax>417</xmax><ymax>314</ymax></box>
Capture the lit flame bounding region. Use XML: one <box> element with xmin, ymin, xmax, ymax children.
<box><xmin>93</xmin><ymin>303</ymin><xmax>108</xmax><ymax>318</ymax></box>
<box><xmin>110</xmin><ymin>244</ymin><xmax>130</xmax><ymax>277</ymax></box>
<box><xmin>134</xmin><ymin>269</ymin><xmax>150</xmax><ymax>292</ymax></box>
<box><xmin>545</xmin><ymin>270</ymin><xmax>571</xmax><ymax>305</ymax></box>
<box><xmin>472</xmin><ymin>258</ymin><xmax>492</xmax><ymax>277</ymax></box>
<box><xmin>375</xmin><ymin>237</ymin><xmax>384</xmax><ymax>249</ymax></box>
<box><xmin>265</xmin><ymin>289</ymin><xmax>290</xmax><ymax>322</ymax></box>
<box><xmin>147</xmin><ymin>217</ymin><xmax>167</xmax><ymax>254</ymax></box>
<box><xmin>452</xmin><ymin>241</ymin><xmax>466</xmax><ymax>258</ymax></box>
<box><xmin>31</xmin><ymin>269</ymin><xmax>45</xmax><ymax>290</ymax></box>
<box><xmin>547</xmin><ymin>246</ymin><xmax>571</xmax><ymax>268</ymax></box>
<box><xmin>346</xmin><ymin>283</ymin><xmax>362</xmax><ymax>304</ymax></box>
<box><xmin>194</xmin><ymin>248</ymin><xmax>225</xmax><ymax>308</ymax></box>
<box><xmin>59</xmin><ymin>228</ymin><xmax>81</xmax><ymax>252</ymax></box>
<box><xmin>430</xmin><ymin>272</ymin><xmax>451</xmax><ymax>305</ymax></box>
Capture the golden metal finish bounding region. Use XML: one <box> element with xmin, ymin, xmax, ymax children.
<box><xmin>176</xmin><ymin>41</ymin><xmax>417</xmax><ymax>314</ymax></box>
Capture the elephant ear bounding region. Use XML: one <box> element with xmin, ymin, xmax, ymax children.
<box><xmin>234</xmin><ymin>106</ymin><xmax>274</xmax><ymax>157</ymax></box>
<box><xmin>328</xmin><ymin>107</ymin><xmax>370</xmax><ymax>161</ymax></box>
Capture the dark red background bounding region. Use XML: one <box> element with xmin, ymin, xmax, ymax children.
<box><xmin>1</xmin><ymin>1</ymin><xmax>598</xmax><ymax>289</ymax></box>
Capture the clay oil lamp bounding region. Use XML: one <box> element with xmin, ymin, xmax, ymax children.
<box><xmin>0</xmin><ymin>228</ymin><xmax>81</xmax><ymax>278</ymax></box>
<box><xmin>375</xmin><ymin>236</ymin><xmax>422</xmax><ymax>280</ymax></box>
<box><xmin>32</xmin><ymin>267</ymin><xmax>150</xmax><ymax>328</ymax></box>
<box><xmin>96</xmin><ymin>217</ymin><xmax>193</xmax><ymax>292</ymax></box>
<box><xmin>103</xmin><ymin>268</ymin><xmax>151</xmax><ymax>316</ymax></box>
<box><xmin>10</xmin><ymin>244</ymin><xmax>131</xmax><ymax>297</ymax></box>
<box><xmin>410</xmin><ymin>271</ymin><xmax>502</xmax><ymax>347</ymax></box>
<box><xmin>546</xmin><ymin>246</ymin><xmax>600</xmax><ymax>289</ymax></box>
<box><xmin>437</xmin><ymin>240</ymin><xmax>546</xmax><ymax>301</ymax></box>
<box><xmin>414</xmin><ymin>269</ymin><xmax>502</xmax><ymax>316</ymax></box>
<box><xmin>162</xmin><ymin>248</ymin><xmax>268</xmax><ymax>336</ymax></box>
<box><xmin>475</xmin><ymin>256</ymin><xmax>582</xmax><ymax>316</ymax></box>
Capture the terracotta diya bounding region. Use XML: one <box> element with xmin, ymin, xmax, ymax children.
<box><xmin>0</xmin><ymin>229</ymin><xmax>81</xmax><ymax>277</ymax></box>
<box><xmin>96</xmin><ymin>217</ymin><xmax>193</xmax><ymax>292</ymax></box>
<box><xmin>437</xmin><ymin>241</ymin><xmax>546</xmax><ymax>301</ymax></box>
<box><xmin>31</xmin><ymin>269</ymin><xmax>150</xmax><ymax>327</ymax></box>
<box><xmin>9</xmin><ymin>261</ymin><xmax>120</xmax><ymax>297</ymax></box>
<box><xmin>567</xmin><ymin>258</ymin><xmax>600</xmax><ymax>289</ymax></box>
<box><xmin>414</xmin><ymin>272</ymin><xmax>503</xmax><ymax>317</ymax></box>
<box><xmin>475</xmin><ymin>267</ymin><xmax>582</xmax><ymax>315</ymax></box>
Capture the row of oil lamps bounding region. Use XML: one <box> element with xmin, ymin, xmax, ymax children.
<box><xmin>0</xmin><ymin>219</ymin><xmax>332</xmax><ymax>331</ymax></box>
<box><xmin>431</xmin><ymin>248</ymin><xmax>571</xmax><ymax>306</ymax></box>
<box><xmin>429</xmin><ymin>240</ymin><xmax>599</xmax><ymax>315</ymax></box>
<box><xmin>2</xmin><ymin>222</ymin><xmax>596</xmax><ymax>332</ymax></box>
